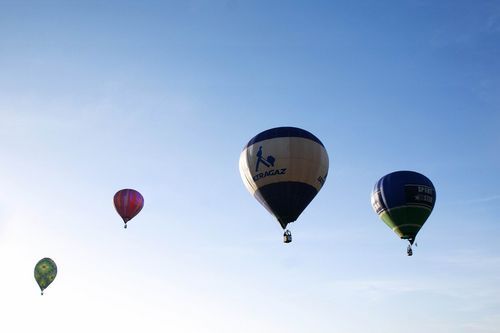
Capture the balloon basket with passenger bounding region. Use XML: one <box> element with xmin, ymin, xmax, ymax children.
<box><xmin>405</xmin><ymin>237</ymin><xmax>418</xmax><ymax>256</ymax></box>
<box><xmin>283</xmin><ymin>229</ymin><xmax>292</xmax><ymax>243</ymax></box>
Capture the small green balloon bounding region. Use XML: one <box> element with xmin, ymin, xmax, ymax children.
<box><xmin>34</xmin><ymin>258</ymin><xmax>57</xmax><ymax>295</ymax></box>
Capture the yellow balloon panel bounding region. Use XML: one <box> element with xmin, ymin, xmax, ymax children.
<box><xmin>239</xmin><ymin>136</ymin><xmax>329</xmax><ymax>195</ymax></box>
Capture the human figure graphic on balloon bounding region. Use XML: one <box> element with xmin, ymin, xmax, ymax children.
<box><xmin>255</xmin><ymin>146</ymin><xmax>275</xmax><ymax>172</ymax></box>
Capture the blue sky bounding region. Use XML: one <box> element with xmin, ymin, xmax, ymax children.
<box><xmin>0</xmin><ymin>1</ymin><xmax>499</xmax><ymax>332</ymax></box>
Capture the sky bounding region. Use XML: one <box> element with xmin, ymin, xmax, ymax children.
<box><xmin>0</xmin><ymin>0</ymin><xmax>499</xmax><ymax>332</ymax></box>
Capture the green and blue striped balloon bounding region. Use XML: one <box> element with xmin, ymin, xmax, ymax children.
<box><xmin>371</xmin><ymin>171</ymin><xmax>436</xmax><ymax>254</ymax></box>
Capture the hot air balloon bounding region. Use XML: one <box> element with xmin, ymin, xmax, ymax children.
<box><xmin>239</xmin><ymin>127</ymin><xmax>329</xmax><ymax>243</ymax></box>
<box><xmin>34</xmin><ymin>258</ymin><xmax>57</xmax><ymax>295</ymax></box>
<box><xmin>371</xmin><ymin>171</ymin><xmax>436</xmax><ymax>256</ymax></box>
<box><xmin>114</xmin><ymin>189</ymin><xmax>144</xmax><ymax>228</ymax></box>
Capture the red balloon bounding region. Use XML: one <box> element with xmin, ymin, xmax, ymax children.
<box><xmin>113</xmin><ymin>189</ymin><xmax>144</xmax><ymax>228</ymax></box>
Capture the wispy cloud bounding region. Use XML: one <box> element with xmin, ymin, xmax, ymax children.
<box><xmin>324</xmin><ymin>253</ymin><xmax>500</xmax><ymax>304</ymax></box>
<box><xmin>462</xmin><ymin>313</ymin><xmax>500</xmax><ymax>333</ymax></box>
<box><xmin>486</xmin><ymin>10</ymin><xmax>500</xmax><ymax>33</ymax></box>
<box><xmin>323</xmin><ymin>278</ymin><xmax>445</xmax><ymax>303</ymax></box>
<box><xmin>445</xmin><ymin>194</ymin><xmax>500</xmax><ymax>206</ymax></box>
<box><xmin>429</xmin><ymin>250</ymin><xmax>500</xmax><ymax>272</ymax></box>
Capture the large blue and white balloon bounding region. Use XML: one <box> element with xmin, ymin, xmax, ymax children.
<box><xmin>239</xmin><ymin>127</ymin><xmax>329</xmax><ymax>239</ymax></box>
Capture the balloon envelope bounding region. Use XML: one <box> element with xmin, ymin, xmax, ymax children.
<box><xmin>371</xmin><ymin>170</ymin><xmax>436</xmax><ymax>241</ymax></box>
<box><xmin>239</xmin><ymin>127</ymin><xmax>329</xmax><ymax>229</ymax></box>
<box><xmin>34</xmin><ymin>258</ymin><xmax>57</xmax><ymax>295</ymax></box>
<box><xmin>113</xmin><ymin>189</ymin><xmax>144</xmax><ymax>226</ymax></box>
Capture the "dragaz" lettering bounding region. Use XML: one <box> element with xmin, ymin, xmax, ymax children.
<box><xmin>252</xmin><ymin>168</ymin><xmax>287</xmax><ymax>181</ymax></box>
